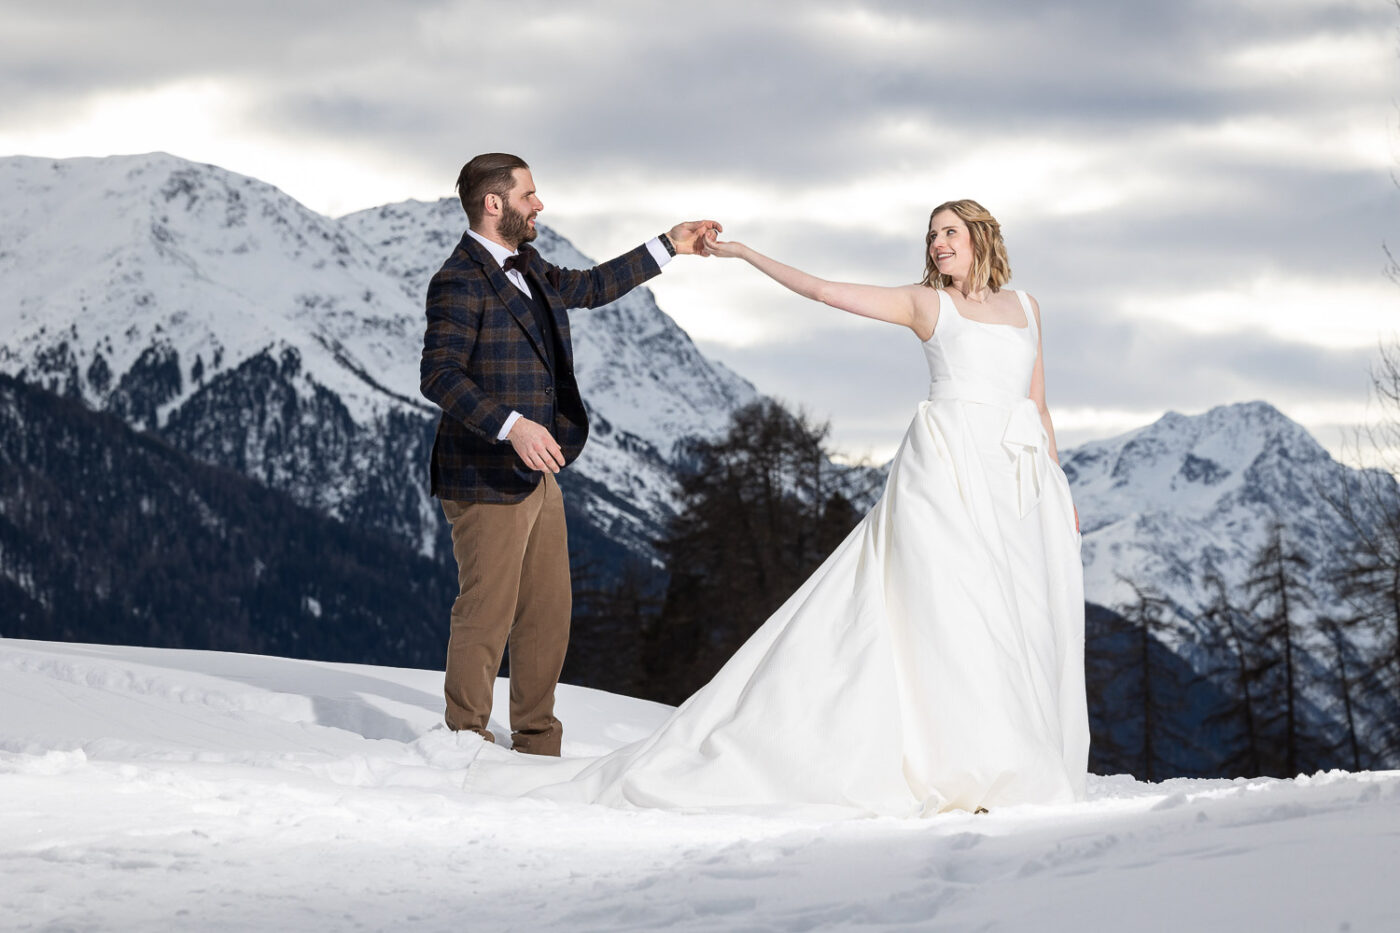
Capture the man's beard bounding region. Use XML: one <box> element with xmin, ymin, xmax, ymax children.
<box><xmin>499</xmin><ymin>201</ymin><xmax>537</xmax><ymax>248</ymax></box>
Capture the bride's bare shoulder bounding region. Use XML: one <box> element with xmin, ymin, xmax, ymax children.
<box><xmin>1022</xmin><ymin>291</ymin><xmax>1043</xmax><ymax>325</ymax></box>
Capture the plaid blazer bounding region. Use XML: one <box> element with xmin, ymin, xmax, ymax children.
<box><xmin>420</xmin><ymin>231</ymin><xmax>661</xmax><ymax>503</ymax></box>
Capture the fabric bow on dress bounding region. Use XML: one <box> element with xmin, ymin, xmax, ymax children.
<box><xmin>1001</xmin><ymin>398</ymin><xmax>1048</xmax><ymax>519</ymax></box>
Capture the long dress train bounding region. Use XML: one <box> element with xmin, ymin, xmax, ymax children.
<box><xmin>465</xmin><ymin>288</ymin><xmax>1088</xmax><ymax>817</ymax></box>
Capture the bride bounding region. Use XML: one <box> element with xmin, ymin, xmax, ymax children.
<box><xmin>465</xmin><ymin>199</ymin><xmax>1089</xmax><ymax>817</ymax></box>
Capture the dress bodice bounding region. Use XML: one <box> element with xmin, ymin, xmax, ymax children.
<box><xmin>923</xmin><ymin>287</ymin><xmax>1048</xmax><ymax>520</ymax></box>
<box><xmin>923</xmin><ymin>288</ymin><xmax>1038</xmax><ymax>405</ymax></box>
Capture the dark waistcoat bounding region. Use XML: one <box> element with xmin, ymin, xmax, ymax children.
<box><xmin>518</xmin><ymin>279</ymin><xmax>558</xmax><ymax>378</ymax></box>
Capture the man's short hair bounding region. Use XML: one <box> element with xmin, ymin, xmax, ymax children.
<box><xmin>457</xmin><ymin>153</ymin><xmax>530</xmax><ymax>227</ymax></box>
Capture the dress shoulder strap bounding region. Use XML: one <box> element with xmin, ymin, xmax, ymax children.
<box><xmin>1014</xmin><ymin>289</ymin><xmax>1038</xmax><ymax>339</ymax></box>
<box><xmin>935</xmin><ymin>287</ymin><xmax>957</xmax><ymax>329</ymax></box>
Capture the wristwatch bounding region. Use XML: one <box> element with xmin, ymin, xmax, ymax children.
<box><xmin>658</xmin><ymin>232</ymin><xmax>677</xmax><ymax>257</ymax></box>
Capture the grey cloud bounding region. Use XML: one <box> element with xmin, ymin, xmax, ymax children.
<box><xmin>3</xmin><ymin>2</ymin><xmax>425</xmax><ymax>83</ymax></box>
<box><xmin>699</xmin><ymin>157</ymin><xmax>1399</xmax><ymax>328</ymax></box>
<box><xmin>8</xmin><ymin>0</ymin><xmax>1391</xmax><ymax>190</ymax></box>
<box><xmin>1043</xmin><ymin>304</ymin><xmax>1377</xmax><ymax>410</ymax></box>
<box><xmin>4</xmin><ymin>0</ymin><xmax>1394</xmax><ymax>456</ymax></box>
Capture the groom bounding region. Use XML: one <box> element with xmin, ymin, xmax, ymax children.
<box><xmin>420</xmin><ymin>152</ymin><xmax>717</xmax><ymax>755</ymax></box>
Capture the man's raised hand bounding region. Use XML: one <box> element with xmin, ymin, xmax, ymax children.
<box><xmin>667</xmin><ymin>220</ymin><xmax>723</xmax><ymax>256</ymax></box>
<box><xmin>507</xmin><ymin>417</ymin><xmax>565</xmax><ymax>474</ymax></box>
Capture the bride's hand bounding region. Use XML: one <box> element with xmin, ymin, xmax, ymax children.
<box><xmin>703</xmin><ymin>230</ymin><xmax>746</xmax><ymax>259</ymax></box>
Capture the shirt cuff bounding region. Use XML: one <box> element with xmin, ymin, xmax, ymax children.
<box><xmin>497</xmin><ymin>410</ymin><xmax>523</xmax><ymax>441</ymax></box>
<box><xmin>645</xmin><ymin>237</ymin><xmax>673</xmax><ymax>270</ymax></box>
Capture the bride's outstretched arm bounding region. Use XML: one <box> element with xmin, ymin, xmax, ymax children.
<box><xmin>704</xmin><ymin>234</ymin><xmax>926</xmax><ymax>333</ymax></box>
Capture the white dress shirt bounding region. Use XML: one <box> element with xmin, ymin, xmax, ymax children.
<box><xmin>464</xmin><ymin>227</ymin><xmax>672</xmax><ymax>441</ymax></box>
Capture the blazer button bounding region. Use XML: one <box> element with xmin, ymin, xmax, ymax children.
<box><xmin>544</xmin><ymin>386</ymin><xmax>555</xmax><ymax>396</ymax></box>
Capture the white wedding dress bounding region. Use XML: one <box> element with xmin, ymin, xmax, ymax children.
<box><xmin>465</xmin><ymin>288</ymin><xmax>1089</xmax><ymax>817</ymax></box>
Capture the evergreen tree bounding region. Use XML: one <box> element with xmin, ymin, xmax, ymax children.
<box><xmin>1322</xmin><ymin>342</ymin><xmax>1400</xmax><ymax>765</ymax></box>
<box><xmin>1325</xmin><ymin>476</ymin><xmax>1400</xmax><ymax>763</ymax></box>
<box><xmin>1098</xmin><ymin>579</ymin><xmax>1196</xmax><ymax>781</ymax></box>
<box><xmin>1316</xmin><ymin>616</ymin><xmax>1364</xmax><ymax>772</ymax></box>
<box><xmin>640</xmin><ymin>400</ymin><xmax>861</xmax><ymax>703</ymax></box>
<box><xmin>1200</xmin><ymin>568</ymin><xmax>1268</xmax><ymax>777</ymax></box>
<box><xmin>1243</xmin><ymin>521</ymin><xmax>1317</xmax><ymax>776</ymax></box>
<box><xmin>565</xmin><ymin>555</ymin><xmax>663</xmax><ymax>695</ymax></box>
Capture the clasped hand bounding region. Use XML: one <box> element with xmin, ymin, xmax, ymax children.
<box><xmin>667</xmin><ymin>219</ymin><xmax>724</xmax><ymax>256</ymax></box>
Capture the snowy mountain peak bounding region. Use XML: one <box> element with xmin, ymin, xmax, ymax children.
<box><xmin>1065</xmin><ymin>398</ymin><xmax>1378</xmax><ymax>628</ymax></box>
<box><xmin>0</xmin><ymin>152</ymin><xmax>422</xmax><ymax>423</ymax></box>
<box><xmin>1158</xmin><ymin>400</ymin><xmax>1326</xmax><ymax>461</ymax></box>
<box><xmin>341</xmin><ymin>197</ymin><xmax>595</xmax><ymax>300</ymax></box>
<box><xmin>1066</xmin><ymin>399</ymin><xmax>1330</xmax><ymax>521</ymax></box>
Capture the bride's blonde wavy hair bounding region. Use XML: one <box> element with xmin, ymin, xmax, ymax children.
<box><xmin>920</xmin><ymin>199</ymin><xmax>1011</xmax><ymax>294</ymax></box>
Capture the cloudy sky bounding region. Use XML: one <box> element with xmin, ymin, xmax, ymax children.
<box><xmin>4</xmin><ymin>0</ymin><xmax>1397</xmax><ymax>462</ymax></box>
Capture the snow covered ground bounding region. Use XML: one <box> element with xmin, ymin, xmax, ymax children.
<box><xmin>2</xmin><ymin>637</ymin><xmax>1398</xmax><ymax>932</ymax></box>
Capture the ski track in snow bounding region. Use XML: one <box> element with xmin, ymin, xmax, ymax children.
<box><xmin>2</xmin><ymin>637</ymin><xmax>1398</xmax><ymax>932</ymax></box>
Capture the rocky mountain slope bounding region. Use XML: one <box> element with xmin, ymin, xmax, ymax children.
<box><xmin>1069</xmin><ymin>399</ymin><xmax>1387</xmax><ymax>635</ymax></box>
<box><xmin>0</xmin><ymin>153</ymin><xmax>757</xmax><ymax>566</ymax></box>
<box><xmin>0</xmin><ymin>373</ymin><xmax>452</xmax><ymax>666</ymax></box>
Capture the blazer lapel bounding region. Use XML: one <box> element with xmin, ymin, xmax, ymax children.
<box><xmin>459</xmin><ymin>234</ymin><xmax>551</xmax><ymax>368</ymax></box>
<box><xmin>490</xmin><ymin>264</ymin><xmax>553</xmax><ymax>367</ymax></box>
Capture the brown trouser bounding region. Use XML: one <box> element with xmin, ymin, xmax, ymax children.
<box><xmin>440</xmin><ymin>472</ymin><xmax>570</xmax><ymax>756</ymax></box>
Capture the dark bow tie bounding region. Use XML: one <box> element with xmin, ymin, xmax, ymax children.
<box><xmin>502</xmin><ymin>247</ymin><xmax>533</xmax><ymax>276</ymax></box>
